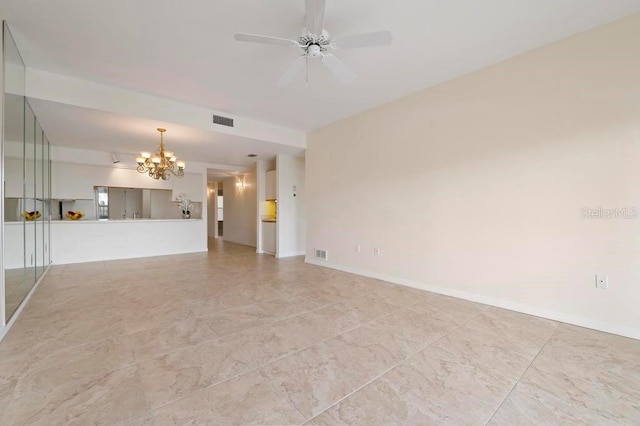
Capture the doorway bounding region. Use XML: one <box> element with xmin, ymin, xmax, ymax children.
<box><xmin>206</xmin><ymin>179</ymin><xmax>224</xmax><ymax>242</ymax></box>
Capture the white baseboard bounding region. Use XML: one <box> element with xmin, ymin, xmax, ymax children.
<box><xmin>305</xmin><ymin>258</ymin><xmax>640</xmax><ymax>341</ymax></box>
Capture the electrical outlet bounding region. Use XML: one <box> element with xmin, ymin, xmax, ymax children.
<box><xmin>595</xmin><ymin>274</ymin><xmax>608</xmax><ymax>289</ymax></box>
<box><xmin>374</xmin><ymin>247</ymin><xmax>380</xmax><ymax>256</ymax></box>
<box><xmin>355</xmin><ymin>245</ymin><xmax>361</xmax><ymax>253</ymax></box>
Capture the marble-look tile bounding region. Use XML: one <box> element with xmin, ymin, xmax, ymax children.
<box><xmin>304</xmin><ymin>411</ymin><xmax>342</xmax><ymax>425</ymax></box>
<box><xmin>329</xmin><ymin>308</ymin><xmax>557</xmax><ymax>425</ymax></box>
<box><xmin>14</xmin><ymin>335</ymin><xmax>136</xmax><ymax>397</ymax></box>
<box><xmin>490</xmin><ymin>324</ymin><xmax>640</xmax><ymax>425</ymax></box>
<box><xmin>326</xmin><ymin>371</ymin><xmax>437</xmax><ymax>425</ymax></box>
<box><xmin>119</xmin><ymin>302</ymin><xmax>194</xmax><ymax>334</ymax></box>
<box><xmin>152</xmin><ymin>370</ymin><xmax>305</xmax><ymax>426</ymax></box>
<box><xmin>367</xmin><ymin>304</ymin><xmax>458</xmax><ymax>354</ymax></box>
<box><xmin>0</xmin><ymin>370</ymin><xmax>17</xmax><ymax>419</ymax></box>
<box><xmin>3</xmin><ymin>240</ymin><xmax>638</xmax><ymax>424</ymax></box>
<box><xmin>264</xmin><ymin>322</ymin><xmax>412</xmax><ymax>419</ymax></box>
<box><xmin>201</xmin><ymin>303</ymin><xmax>278</xmax><ymax>336</ymax></box>
<box><xmin>113</xmin><ymin>411</ymin><xmax>155</xmax><ymax>426</ymax></box>
<box><xmin>4</xmin><ymin>366</ymin><xmax>148</xmax><ymax>425</ymax></box>
<box><xmin>296</xmin><ymin>287</ymin><xmax>351</xmax><ymax>305</ymax></box>
<box><xmin>137</xmin><ymin>339</ymin><xmax>248</xmax><ymax>408</ymax></box>
<box><xmin>184</xmin><ymin>294</ymin><xmax>230</xmax><ymax>317</ymax></box>
<box><xmin>366</xmin><ymin>282</ymin><xmax>432</xmax><ymax>307</ymax></box>
<box><xmin>0</xmin><ymin>330</ymin><xmax>65</xmax><ymax>371</ymax></box>
<box><xmin>128</xmin><ymin>316</ymin><xmax>219</xmax><ymax>361</ymax></box>
<box><xmin>412</xmin><ymin>292</ymin><xmax>488</xmax><ymax>324</ymax></box>
<box><xmin>258</xmin><ymin>294</ymin><xmax>324</xmax><ymax>318</ymax></box>
<box><xmin>342</xmin><ymin>292</ymin><xmax>400</xmax><ymax>322</ymax></box>
<box><xmin>227</xmin><ymin>302</ymin><xmax>373</xmax><ymax>372</ymax></box>
<box><xmin>22</xmin><ymin>311</ymin><xmax>127</xmax><ymax>349</ymax></box>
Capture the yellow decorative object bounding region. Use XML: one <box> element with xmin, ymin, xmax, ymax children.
<box><xmin>22</xmin><ymin>211</ymin><xmax>41</xmax><ymax>221</ymax></box>
<box><xmin>65</xmin><ymin>211</ymin><xmax>85</xmax><ymax>220</ymax></box>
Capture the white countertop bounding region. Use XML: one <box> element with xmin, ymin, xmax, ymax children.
<box><xmin>5</xmin><ymin>218</ymin><xmax>202</xmax><ymax>225</ymax></box>
<box><xmin>53</xmin><ymin>218</ymin><xmax>202</xmax><ymax>224</ymax></box>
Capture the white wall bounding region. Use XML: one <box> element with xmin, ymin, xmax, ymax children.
<box><xmin>206</xmin><ymin>181</ymin><xmax>217</xmax><ymax>238</ymax></box>
<box><xmin>222</xmin><ymin>169</ymin><xmax>257</xmax><ymax>247</ymax></box>
<box><xmin>51</xmin><ymin>219</ymin><xmax>206</xmax><ymax>264</ymax></box>
<box><xmin>255</xmin><ymin>160</ymin><xmax>267</xmax><ymax>253</ymax></box>
<box><xmin>306</xmin><ymin>15</ymin><xmax>640</xmax><ymax>339</ymax></box>
<box><xmin>276</xmin><ymin>154</ymin><xmax>305</xmax><ymax>258</ymax></box>
<box><xmin>150</xmin><ymin>189</ymin><xmax>183</xmax><ymax>219</ymax></box>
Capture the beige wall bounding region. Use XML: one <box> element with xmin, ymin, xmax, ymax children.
<box><xmin>276</xmin><ymin>154</ymin><xmax>306</xmax><ymax>258</ymax></box>
<box><xmin>223</xmin><ymin>170</ymin><xmax>257</xmax><ymax>247</ymax></box>
<box><xmin>306</xmin><ymin>15</ymin><xmax>640</xmax><ymax>338</ymax></box>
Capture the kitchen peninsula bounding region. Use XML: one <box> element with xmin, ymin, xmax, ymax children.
<box><xmin>3</xmin><ymin>144</ymin><xmax>210</xmax><ymax>265</ymax></box>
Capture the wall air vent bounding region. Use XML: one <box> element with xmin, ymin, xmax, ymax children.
<box><xmin>315</xmin><ymin>249</ymin><xmax>328</xmax><ymax>261</ymax></box>
<box><xmin>212</xmin><ymin>114</ymin><xmax>234</xmax><ymax>127</ymax></box>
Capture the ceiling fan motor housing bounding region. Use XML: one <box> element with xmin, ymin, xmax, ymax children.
<box><xmin>300</xmin><ymin>28</ymin><xmax>330</xmax><ymax>58</ymax></box>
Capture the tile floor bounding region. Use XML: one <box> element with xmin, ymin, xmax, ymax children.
<box><xmin>0</xmin><ymin>240</ymin><xmax>638</xmax><ymax>425</ymax></box>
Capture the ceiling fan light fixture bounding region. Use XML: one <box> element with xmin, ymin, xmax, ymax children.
<box><xmin>308</xmin><ymin>44</ymin><xmax>322</xmax><ymax>57</ymax></box>
<box><xmin>233</xmin><ymin>0</ymin><xmax>392</xmax><ymax>86</ymax></box>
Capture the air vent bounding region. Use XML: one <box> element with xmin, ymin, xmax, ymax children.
<box><xmin>315</xmin><ymin>249</ymin><xmax>328</xmax><ymax>261</ymax></box>
<box><xmin>212</xmin><ymin>114</ymin><xmax>234</xmax><ymax>127</ymax></box>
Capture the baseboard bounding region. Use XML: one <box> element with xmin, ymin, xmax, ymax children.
<box><xmin>305</xmin><ymin>258</ymin><xmax>640</xmax><ymax>341</ymax></box>
<box><xmin>276</xmin><ymin>251</ymin><xmax>305</xmax><ymax>259</ymax></box>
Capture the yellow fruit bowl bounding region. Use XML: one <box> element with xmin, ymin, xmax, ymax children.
<box><xmin>65</xmin><ymin>211</ymin><xmax>85</xmax><ymax>221</ymax></box>
<box><xmin>22</xmin><ymin>211</ymin><xmax>41</xmax><ymax>221</ymax></box>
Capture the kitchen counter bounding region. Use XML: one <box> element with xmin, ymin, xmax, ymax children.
<box><xmin>52</xmin><ymin>218</ymin><xmax>202</xmax><ymax>224</ymax></box>
<box><xmin>50</xmin><ymin>219</ymin><xmax>206</xmax><ymax>264</ymax></box>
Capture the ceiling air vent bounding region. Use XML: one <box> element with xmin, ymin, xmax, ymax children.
<box><xmin>212</xmin><ymin>114</ymin><xmax>234</xmax><ymax>127</ymax></box>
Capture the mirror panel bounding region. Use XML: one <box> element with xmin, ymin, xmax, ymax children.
<box><xmin>35</xmin><ymin>118</ymin><xmax>45</xmax><ymax>280</ymax></box>
<box><xmin>3</xmin><ymin>23</ymin><xmax>26</xmax><ymax>321</ymax></box>
<box><xmin>23</xmin><ymin>103</ymin><xmax>37</xmax><ymax>296</ymax></box>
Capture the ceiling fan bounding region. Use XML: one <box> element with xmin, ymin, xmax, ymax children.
<box><xmin>234</xmin><ymin>0</ymin><xmax>392</xmax><ymax>86</ymax></box>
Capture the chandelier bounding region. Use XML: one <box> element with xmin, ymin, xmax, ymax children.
<box><xmin>136</xmin><ymin>128</ymin><xmax>186</xmax><ymax>180</ymax></box>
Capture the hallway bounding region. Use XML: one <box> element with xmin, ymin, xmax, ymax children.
<box><xmin>0</xmin><ymin>241</ymin><xmax>638</xmax><ymax>424</ymax></box>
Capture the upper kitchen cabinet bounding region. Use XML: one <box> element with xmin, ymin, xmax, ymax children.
<box><xmin>172</xmin><ymin>172</ymin><xmax>202</xmax><ymax>202</ymax></box>
<box><xmin>51</xmin><ymin>162</ymin><xmax>96</xmax><ymax>199</ymax></box>
<box><xmin>265</xmin><ymin>170</ymin><xmax>276</xmax><ymax>200</ymax></box>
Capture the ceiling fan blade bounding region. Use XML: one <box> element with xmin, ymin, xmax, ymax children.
<box><xmin>305</xmin><ymin>0</ymin><xmax>326</xmax><ymax>36</ymax></box>
<box><xmin>332</xmin><ymin>31</ymin><xmax>393</xmax><ymax>49</ymax></box>
<box><xmin>234</xmin><ymin>33</ymin><xmax>300</xmax><ymax>48</ymax></box>
<box><xmin>277</xmin><ymin>57</ymin><xmax>306</xmax><ymax>87</ymax></box>
<box><xmin>322</xmin><ymin>54</ymin><xmax>356</xmax><ymax>84</ymax></box>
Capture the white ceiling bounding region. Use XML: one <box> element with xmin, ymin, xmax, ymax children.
<box><xmin>2</xmin><ymin>0</ymin><xmax>640</xmax><ymax>163</ymax></box>
<box><xmin>28</xmin><ymin>99</ymin><xmax>304</xmax><ymax>168</ymax></box>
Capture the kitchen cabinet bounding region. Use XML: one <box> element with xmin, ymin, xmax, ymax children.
<box><xmin>265</xmin><ymin>170</ymin><xmax>276</xmax><ymax>200</ymax></box>
<box><xmin>51</xmin><ymin>162</ymin><xmax>95</xmax><ymax>199</ymax></box>
<box><xmin>262</xmin><ymin>221</ymin><xmax>276</xmax><ymax>255</ymax></box>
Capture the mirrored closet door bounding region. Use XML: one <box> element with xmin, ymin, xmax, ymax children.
<box><xmin>3</xmin><ymin>22</ymin><xmax>51</xmax><ymax>323</ymax></box>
